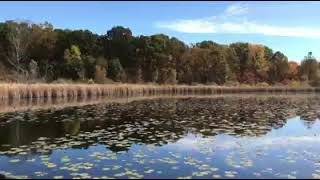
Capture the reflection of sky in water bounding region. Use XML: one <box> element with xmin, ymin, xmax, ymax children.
<box><xmin>270</xmin><ymin>117</ymin><xmax>320</xmax><ymax>136</ymax></box>
<box><xmin>165</xmin><ymin>117</ymin><xmax>320</xmax><ymax>151</ymax></box>
<box><xmin>0</xmin><ymin>97</ymin><xmax>320</xmax><ymax>178</ymax></box>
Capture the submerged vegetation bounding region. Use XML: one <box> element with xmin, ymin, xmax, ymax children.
<box><xmin>0</xmin><ymin>20</ymin><xmax>319</xmax><ymax>87</ymax></box>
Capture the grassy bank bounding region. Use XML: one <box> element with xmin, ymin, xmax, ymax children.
<box><xmin>0</xmin><ymin>83</ymin><xmax>319</xmax><ymax>100</ymax></box>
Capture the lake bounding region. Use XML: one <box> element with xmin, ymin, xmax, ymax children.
<box><xmin>0</xmin><ymin>95</ymin><xmax>320</xmax><ymax>179</ymax></box>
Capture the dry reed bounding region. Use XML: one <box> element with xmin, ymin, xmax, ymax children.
<box><xmin>0</xmin><ymin>83</ymin><xmax>319</xmax><ymax>101</ymax></box>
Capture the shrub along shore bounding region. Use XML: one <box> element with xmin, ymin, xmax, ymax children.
<box><xmin>0</xmin><ymin>83</ymin><xmax>319</xmax><ymax>101</ymax></box>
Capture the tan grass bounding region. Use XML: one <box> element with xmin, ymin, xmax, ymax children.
<box><xmin>0</xmin><ymin>83</ymin><xmax>319</xmax><ymax>101</ymax></box>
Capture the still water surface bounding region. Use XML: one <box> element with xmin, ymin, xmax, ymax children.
<box><xmin>0</xmin><ymin>95</ymin><xmax>320</xmax><ymax>179</ymax></box>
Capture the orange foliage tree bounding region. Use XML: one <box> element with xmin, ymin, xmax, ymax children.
<box><xmin>287</xmin><ymin>61</ymin><xmax>300</xmax><ymax>80</ymax></box>
<box><xmin>248</xmin><ymin>44</ymin><xmax>270</xmax><ymax>83</ymax></box>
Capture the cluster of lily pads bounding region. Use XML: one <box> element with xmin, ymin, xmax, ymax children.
<box><xmin>0</xmin><ymin>95</ymin><xmax>319</xmax><ymax>179</ymax></box>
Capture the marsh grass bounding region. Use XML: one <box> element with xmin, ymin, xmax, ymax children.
<box><xmin>0</xmin><ymin>83</ymin><xmax>319</xmax><ymax>101</ymax></box>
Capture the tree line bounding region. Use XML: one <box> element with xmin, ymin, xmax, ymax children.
<box><xmin>0</xmin><ymin>20</ymin><xmax>319</xmax><ymax>86</ymax></box>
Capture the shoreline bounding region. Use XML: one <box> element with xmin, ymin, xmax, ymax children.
<box><xmin>0</xmin><ymin>83</ymin><xmax>319</xmax><ymax>101</ymax></box>
<box><xmin>0</xmin><ymin>94</ymin><xmax>319</xmax><ymax>114</ymax></box>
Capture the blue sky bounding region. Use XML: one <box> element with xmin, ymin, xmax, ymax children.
<box><xmin>0</xmin><ymin>1</ymin><xmax>320</xmax><ymax>62</ymax></box>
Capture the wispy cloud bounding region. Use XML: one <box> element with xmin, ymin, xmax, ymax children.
<box><xmin>155</xmin><ymin>3</ymin><xmax>320</xmax><ymax>38</ymax></box>
<box><xmin>155</xmin><ymin>16</ymin><xmax>217</xmax><ymax>34</ymax></box>
<box><xmin>224</xmin><ymin>3</ymin><xmax>248</xmax><ymax>16</ymax></box>
<box><xmin>156</xmin><ymin>18</ymin><xmax>320</xmax><ymax>38</ymax></box>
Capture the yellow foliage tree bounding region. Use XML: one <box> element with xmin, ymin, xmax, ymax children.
<box><xmin>248</xmin><ymin>44</ymin><xmax>270</xmax><ymax>81</ymax></box>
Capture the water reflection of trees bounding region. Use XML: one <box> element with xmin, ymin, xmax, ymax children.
<box><xmin>0</xmin><ymin>96</ymin><xmax>319</xmax><ymax>156</ymax></box>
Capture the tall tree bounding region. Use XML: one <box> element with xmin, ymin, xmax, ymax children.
<box><xmin>94</xmin><ymin>56</ymin><xmax>108</xmax><ymax>83</ymax></box>
<box><xmin>248</xmin><ymin>44</ymin><xmax>270</xmax><ymax>82</ymax></box>
<box><xmin>107</xmin><ymin>58</ymin><xmax>126</xmax><ymax>82</ymax></box>
<box><xmin>29</xmin><ymin>22</ymin><xmax>57</xmax><ymax>80</ymax></box>
<box><xmin>229</xmin><ymin>42</ymin><xmax>249</xmax><ymax>83</ymax></box>
<box><xmin>106</xmin><ymin>26</ymin><xmax>133</xmax><ymax>67</ymax></box>
<box><xmin>2</xmin><ymin>21</ymin><xmax>32</xmax><ymax>75</ymax></box>
<box><xmin>300</xmin><ymin>52</ymin><xmax>318</xmax><ymax>81</ymax></box>
<box><xmin>287</xmin><ymin>61</ymin><xmax>300</xmax><ymax>80</ymax></box>
<box><xmin>268</xmin><ymin>51</ymin><xmax>289</xmax><ymax>84</ymax></box>
<box><xmin>63</xmin><ymin>45</ymin><xmax>84</xmax><ymax>80</ymax></box>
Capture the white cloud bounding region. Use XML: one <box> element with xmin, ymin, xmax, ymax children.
<box><xmin>155</xmin><ymin>17</ymin><xmax>320</xmax><ymax>38</ymax></box>
<box><xmin>225</xmin><ymin>3</ymin><xmax>248</xmax><ymax>16</ymax></box>
<box><xmin>154</xmin><ymin>3</ymin><xmax>320</xmax><ymax>38</ymax></box>
<box><xmin>155</xmin><ymin>16</ymin><xmax>217</xmax><ymax>33</ymax></box>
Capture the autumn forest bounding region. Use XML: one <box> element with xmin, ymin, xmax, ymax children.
<box><xmin>0</xmin><ymin>20</ymin><xmax>319</xmax><ymax>87</ymax></box>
